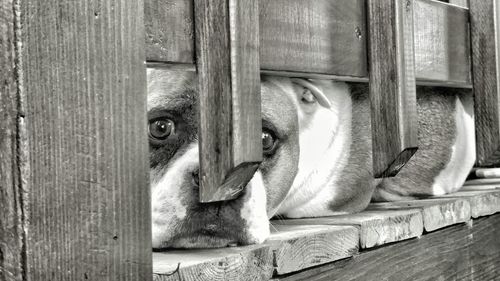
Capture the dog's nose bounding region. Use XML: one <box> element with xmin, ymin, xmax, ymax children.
<box><xmin>192</xmin><ymin>169</ymin><xmax>200</xmax><ymax>187</ymax></box>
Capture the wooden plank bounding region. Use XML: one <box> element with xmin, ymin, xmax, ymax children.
<box><xmin>274</xmin><ymin>209</ymin><xmax>423</xmax><ymax>249</ymax></box>
<box><xmin>266</xmin><ymin>225</ymin><xmax>359</xmax><ymax>275</ymax></box>
<box><xmin>145</xmin><ymin>0</ymin><xmax>471</xmax><ymax>87</ymax></box>
<box><xmin>152</xmin><ymin>245</ymin><xmax>274</xmax><ymax>281</ymax></box>
<box><xmin>414</xmin><ymin>0</ymin><xmax>471</xmax><ymax>86</ymax></box>
<box><xmin>258</xmin><ymin>0</ymin><xmax>367</xmax><ymax>77</ymax></box>
<box><xmin>195</xmin><ymin>0</ymin><xmax>262</xmax><ymax>202</ymax></box>
<box><xmin>14</xmin><ymin>0</ymin><xmax>152</xmax><ymax>280</ymax></box>
<box><xmin>276</xmin><ymin>214</ymin><xmax>500</xmax><ymax>281</ymax></box>
<box><xmin>448</xmin><ymin>0</ymin><xmax>469</xmax><ymax>8</ymax></box>
<box><xmin>470</xmin><ymin>0</ymin><xmax>500</xmax><ymax>166</ymax></box>
<box><xmin>368</xmin><ymin>198</ymin><xmax>471</xmax><ymax>232</ymax></box>
<box><xmin>464</xmin><ymin>178</ymin><xmax>500</xmax><ymax>186</ymax></box>
<box><xmin>145</xmin><ymin>0</ymin><xmax>194</xmax><ymax>63</ymax></box>
<box><xmin>367</xmin><ymin>0</ymin><xmax>418</xmax><ymax>177</ymax></box>
<box><xmin>0</xmin><ymin>1</ymin><xmax>23</xmax><ymax>280</ymax></box>
<box><xmin>433</xmin><ymin>190</ymin><xmax>500</xmax><ymax>218</ymax></box>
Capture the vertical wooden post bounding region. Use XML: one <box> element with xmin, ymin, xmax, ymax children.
<box><xmin>470</xmin><ymin>0</ymin><xmax>500</xmax><ymax>167</ymax></box>
<box><xmin>1</xmin><ymin>0</ymin><xmax>152</xmax><ymax>280</ymax></box>
<box><xmin>368</xmin><ymin>0</ymin><xmax>419</xmax><ymax>178</ymax></box>
<box><xmin>194</xmin><ymin>0</ymin><xmax>262</xmax><ymax>202</ymax></box>
<box><xmin>1</xmin><ymin>1</ymin><xmax>23</xmax><ymax>279</ymax></box>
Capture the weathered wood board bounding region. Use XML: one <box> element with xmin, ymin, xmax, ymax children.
<box><xmin>414</xmin><ymin>0</ymin><xmax>471</xmax><ymax>86</ymax></box>
<box><xmin>274</xmin><ymin>209</ymin><xmax>423</xmax><ymax>249</ymax></box>
<box><xmin>194</xmin><ymin>0</ymin><xmax>262</xmax><ymax>202</ymax></box>
<box><xmin>276</xmin><ymin>215</ymin><xmax>500</xmax><ymax>281</ymax></box>
<box><xmin>266</xmin><ymin>224</ymin><xmax>359</xmax><ymax>275</ymax></box>
<box><xmin>153</xmin><ymin>224</ymin><xmax>358</xmax><ymax>280</ymax></box>
<box><xmin>470</xmin><ymin>0</ymin><xmax>500</xmax><ymax>166</ymax></box>
<box><xmin>153</xmin><ymin>245</ymin><xmax>274</xmax><ymax>281</ymax></box>
<box><xmin>368</xmin><ymin>198</ymin><xmax>471</xmax><ymax>232</ymax></box>
<box><xmin>0</xmin><ymin>0</ymin><xmax>152</xmax><ymax>280</ymax></box>
<box><xmin>433</xmin><ymin>190</ymin><xmax>500</xmax><ymax>218</ymax></box>
<box><xmin>145</xmin><ymin>0</ymin><xmax>471</xmax><ymax>86</ymax></box>
<box><xmin>367</xmin><ymin>0</ymin><xmax>418</xmax><ymax>177</ymax></box>
<box><xmin>0</xmin><ymin>0</ymin><xmax>23</xmax><ymax>279</ymax></box>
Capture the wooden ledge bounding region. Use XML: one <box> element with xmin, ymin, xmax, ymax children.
<box><xmin>274</xmin><ymin>209</ymin><xmax>423</xmax><ymax>249</ymax></box>
<box><xmin>368</xmin><ymin>198</ymin><xmax>471</xmax><ymax>232</ymax></box>
<box><xmin>153</xmin><ymin>185</ymin><xmax>500</xmax><ymax>280</ymax></box>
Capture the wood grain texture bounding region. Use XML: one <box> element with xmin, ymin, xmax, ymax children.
<box><xmin>195</xmin><ymin>0</ymin><xmax>262</xmax><ymax>202</ymax></box>
<box><xmin>153</xmin><ymin>245</ymin><xmax>273</xmax><ymax>281</ymax></box>
<box><xmin>145</xmin><ymin>0</ymin><xmax>194</xmax><ymax>63</ymax></box>
<box><xmin>434</xmin><ymin>190</ymin><xmax>500</xmax><ymax>218</ymax></box>
<box><xmin>145</xmin><ymin>0</ymin><xmax>471</xmax><ymax>86</ymax></box>
<box><xmin>0</xmin><ymin>1</ymin><xmax>23</xmax><ymax>280</ymax></box>
<box><xmin>368</xmin><ymin>0</ymin><xmax>418</xmax><ymax>177</ymax></box>
<box><xmin>276</xmin><ymin>215</ymin><xmax>500</xmax><ymax>281</ymax></box>
<box><xmin>266</xmin><ymin>224</ymin><xmax>358</xmax><ymax>275</ymax></box>
<box><xmin>368</xmin><ymin>198</ymin><xmax>471</xmax><ymax>232</ymax></box>
<box><xmin>414</xmin><ymin>0</ymin><xmax>471</xmax><ymax>86</ymax></box>
<box><xmin>470</xmin><ymin>0</ymin><xmax>500</xmax><ymax>167</ymax></box>
<box><xmin>16</xmin><ymin>0</ymin><xmax>152</xmax><ymax>280</ymax></box>
<box><xmin>258</xmin><ymin>0</ymin><xmax>367</xmax><ymax>77</ymax></box>
<box><xmin>447</xmin><ymin>0</ymin><xmax>469</xmax><ymax>8</ymax></box>
<box><xmin>274</xmin><ymin>209</ymin><xmax>423</xmax><ymax>249</ymax></box>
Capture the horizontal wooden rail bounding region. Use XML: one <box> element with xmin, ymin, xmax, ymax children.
<box><xmin>145</xmin><ymin>0</ymin><xmax>471</xmax><ymax>87</ymax></box>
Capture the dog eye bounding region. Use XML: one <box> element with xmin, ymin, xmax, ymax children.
<box><xmin>149</xmin><ymin>118</ymin><xmax>175</xmax><ymax>140</ymax></box>
<box><xmin>262</xmin><ymin>129</ymin><xmax>277</xmax><ymax>155</ymax></box>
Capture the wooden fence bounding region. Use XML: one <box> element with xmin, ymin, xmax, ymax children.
<box><xmin>2</xmin><ymin>0</ymin><xmax>500</xmax><ymax>280</ymax></box>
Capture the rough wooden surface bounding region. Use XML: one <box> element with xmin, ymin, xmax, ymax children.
<box><xmin>195</xmin><ymin>0</ymin><xmax>262</xmax><ymax>202</ymax></box>
<box><xmin>368</xmin><ymin>198</ymin><xmax>471</xmax><ymax>232</ymax></box>
<box><xmin>274</xmin><ymin>209</ymin><xmax>423</xmax><ymax>249</ymax></box>
<box><xmin>145</xmin><ymin>0</ymin><xmax>471</xmax><ymax>86</ymax></box>
<box><xmin>414</xmin><ymin>0</ymin><xmax>471</xmax><ymax>86</ymax></box>
<box><xmin>367</xmin><ymin>0</ymin><xmax>418</xmax><ymax>177</ymax></box>
<box><xmin>267</xmin><ymin>224</ymin><xmax>359</xmax><ymax>275</ymax></box>
<box><xmin>447</xmin><ymin>0</ymin><xmax>469</xmax><ymax>8</ymax></box>
<box><xmin>470</xmin><ymin>0</ymin><xmax>500</xmax><ymax>166</ymax></box>
<box><xmin>145</xmin><ymin>0</ymin><xmax>194</xmax><ymax>63</ymax></box>
<box><xmin>0</xmin><ymin>1</ymin><xmax>23</xmax><ymax>280</ymax></box>
<box><xmin>13</xmin><ymin>0</ymin><xmax>152</xmax><ymax>280</ymax></box>
<box><xmin>258</xmin><ymin>0</ymin><xmax>367</xmax><ymax>77</ymax></box>
<box><xmin>434</xmin><ymin>190</ymin><xmax>500</xmax><ymax>218</ymax></box>
<box><xmin>276</xmin><ymin>214</ymin><xmax>500</xmax><ymax>281</ymax></box>
<box><xmin>153</xmin><ymin>245</ymin><xmax>274</xmax><ymax>281</ymax></box>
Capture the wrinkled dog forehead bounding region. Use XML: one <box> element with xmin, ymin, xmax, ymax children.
<box><xmin>147</xmin><ymin>69</ymin><xmax>299</xmax><ymax>130</ymax></box>
<box><xmin>147</xmin><ymin>69</ymin><xmax>197</xmax><ymax>111</ymax></box>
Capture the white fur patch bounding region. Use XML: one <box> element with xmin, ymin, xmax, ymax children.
<box><xmin>151</xmin><ymin>143</ymin><xmax>198</xmax><ymax>248</ymax></box>
<box><xmin>240</xmin><ymin>172</ymin><xmax>270</xmax><ymax>244</ymax></box>
<box><xmin>277</xmin><ymin>81</ymin><xmax>352</xmax><ymax>217</ymax></box>
<box><xmin>432</xmin><ymin>98</ymin><xmax>476</xmax><ymax>195</ymax></box>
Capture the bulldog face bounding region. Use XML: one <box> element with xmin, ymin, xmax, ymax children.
<box><xmin>148</xmin><ymin>68</ymin><xmax>356</xmax><ymax>249</ymax></box>
<box><xmin>148</xmin><ymin>69</ymin><xmax>301</xmax><ymax>248</ymax></box>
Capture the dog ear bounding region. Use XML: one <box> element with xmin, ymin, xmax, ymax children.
<box><xmin>290</xmin><ymin>78</ymin><xmax>332</xmax><ymax>109</ymax></box>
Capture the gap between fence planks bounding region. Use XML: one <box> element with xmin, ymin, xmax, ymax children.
<box><xmin>0</xmin><ymin>1</ymin><xmax>152</xmax><ymax>280</ymax></box>
<box><xmin>194</xmin><ymin>0</ymin><xmax>262</xmax><ymax>202</ymax></box>
<box><xmin>152</xmin><ymin>186</ymin><xmax>500</xmax><ymax>280</ymax></box>
<box><xmin>145</xmin><ymin>0</ymin><xmax>471</xmax><ymax>87</ymax></box>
